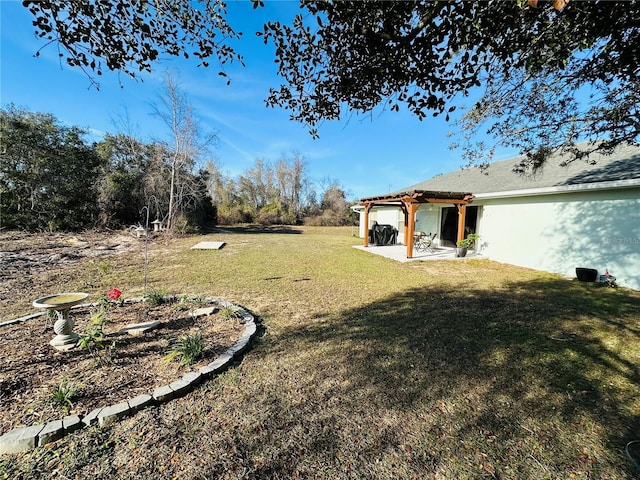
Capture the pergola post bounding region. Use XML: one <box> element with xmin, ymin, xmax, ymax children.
<box><xmin>399</xmin><ymin>203</ymin><xmax>409</xmax><ymax>247</ymax></box>
<box><xmin>405</xmin><ymin>202</ymin><xmax>419</xmax><ymax>258</ymax></box>
<box><xmin>456</xmin><ymin>204</ymin><xmax>467</xmax><ymax>244</ymax></box>
<box><xmin>363</xmin><ymin>204</ymin><xmax>372</xmax><ymax>247</ymax></box>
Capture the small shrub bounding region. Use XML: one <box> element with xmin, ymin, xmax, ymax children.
<box><xmin>77</xmin><ymin>307</ymin><xmax>117</xmax><ymax>366</ymax></box>
<box><xmin>220</xmin><ymin>305</ymin><xmax>243</xmax><ymax>321</ymax></box>
<box><xmin>303</xmin><ymin>212</ymin><xmax>348</xmax><ymax>226</ymax></box>
<box><xmin>97</xmin><ymin>287</ymin><xmax>123</xmax><ymax>312</ymax></box>
<box><xmin>146</xmin><ymin>290</ymin><xmax>166</xmax><ymax>306</ymax></box>
<box><xmin>256</xmin><ymin>210</ymin><xmax>281</xmax><ymax>226</ymax></box>
<box><xmin>172</xmin><ymin>214</ymin><xmax>191</xmax><ymax>234</ymax></box>
<box><xmin>77</xmin><ymin>310</ymin><xmax>107</xmax><ymax>349</ymax></box>
<box><xmin>216</xmin><ymin>205</ymin><xmax>253</xmax><ymax>225</ymax></box>
<box><xmin>174</xmin><ymin>294</ymin><xmax>190</xmax><ymax>311</ymax></box>
<box><xmin>173</xmin><ymin>294</ymin><xmax>205</xmax><ymax>312</ymax></box>
<box><xmin>50</xmin><ymin>377</ymin><xmax>78</xmax><ymax>412</ymax></box>
<box><xmin>165</xmin><ymin>332</ymin><xmax>205</xmax><ymax>366</ymax></box>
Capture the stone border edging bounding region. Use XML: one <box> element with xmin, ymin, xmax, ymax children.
<box><xmin>0</xmin><ymin>297</ymin><xmax>258</xmax><ymax>455</ymax></box>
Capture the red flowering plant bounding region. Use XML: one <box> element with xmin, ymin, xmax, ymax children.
<box><xmin>78</xmin><ymin>287</ymin><xmax>123</xmax><ymax>351</ymax></box>
<box><xmin>99</xmin><ymin>287</ymin><xmax>123</xmax><ymax>310</ymax></box>
<box><xmin>107</xmin><ymin>288</ymin><xmax>121</xmax><ymax>301</ymax></box>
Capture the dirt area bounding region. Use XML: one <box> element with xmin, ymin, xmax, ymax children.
<box><xmin>0</xmin><ymin>230</ymin><xmax>148</xmax><ymax>319</ymax></box>
<box><xmin>0</xmin><ymin>230</ymin><xmax>245</xmax><ymax>435</ymax></box>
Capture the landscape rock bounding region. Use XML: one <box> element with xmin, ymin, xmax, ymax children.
<box><xmin>38</xmin><ymin>420</ymin><xmax>64</xmax><ymax>445</ymax></box>
<box><xmin>98</xmin><ymin>402</ymin><xmax>131</xmax><ymax>427</ymax></box>
<box><xmin>119</xmin><ymin>320</ymin><xmax>161</xmax><ymax>336</ymax></box>
<box><xmin>227</xmin><ymin>336</ymin><xmax>250</xmax><ymax>355</ymax></box>
<box><xmin>128</xmin><ymin>394</ymin><xmax>154</xmax><ymax>412</ymax></box>
<box><xmin>153</xmin><ymin>385</ymin><xmax>174</xmax><ymax>403</ymax></box>
<box><xmin>199</xmin><ymin>352</ymin><xmax>234</xmax><ymax>377</ymax></box>
<box><xmin>82</xmin><ymin>407</ymin><xmax>104</xmax><ymax>427</ymax></box>
<box><xmin>0</xmin><ymin>424</ymin><xmax>45</xmax><ymax>454</ymax></box>
<box><xmin>244</xmin><ymin>323</ymin><xmax>257</xmax><ymax>336</ymax></box>
<box><xmin>62</xmin><ymin>415</ymin><xmax>82</xmax><ymax>433</ymax></box>
<box><xmin>182</xmin><ymin>371</ymin><xmax>202</xmax><ymax>388</ymax></box>
<box><xmin>169</xmin><ymin>378</ymin><xmax>192</xmax><ymax>398</ymax></box>
<box><xmin>190</xmin><ymin>306</ymin><xmax>217</xmax><ymax>317</ymax></box>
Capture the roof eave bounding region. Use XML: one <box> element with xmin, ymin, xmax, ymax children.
<box><xmin>473</xmin><ymin>178</ymin><xmax>640</xmax><ymax>200</ymax></box>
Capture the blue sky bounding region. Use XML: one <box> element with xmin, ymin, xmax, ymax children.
<box><xmin>0</xmin><ymin>0</ymin><xmax>516</xmax><ymax>200</ymax></box>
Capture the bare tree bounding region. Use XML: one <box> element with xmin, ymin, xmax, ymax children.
<box><xmin>238</xmin><ymin>158</ymin><xmax>277</xmax><ymax>213</ymax></box>
<box><xmin>150</xmin><ymin>71</ymin><xmax>217</xmax><ymax>230</ymax></box>
<box><xmin>275</xmin><ymin>152</ymin><xmax>307</xmax><ymax>219</ymax></box>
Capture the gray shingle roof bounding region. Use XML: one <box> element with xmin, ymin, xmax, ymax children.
<box><xmin>390</xmin><ymin>143</ymin><xmax>640</xmax><ymax>196</ymax></box>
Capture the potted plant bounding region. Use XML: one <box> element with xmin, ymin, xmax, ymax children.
<box><xmin>456</xmin><ymin>233</ymin><xmax>480</xmax><ymax>258</ymax></box>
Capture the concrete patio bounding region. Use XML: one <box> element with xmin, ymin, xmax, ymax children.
<box><xmin>352</xmin><ymin>244</ymin><xmax>481</xmax><ymax>263</ymax></box>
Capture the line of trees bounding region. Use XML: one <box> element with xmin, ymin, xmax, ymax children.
<box><xmin>0</xmin><ymin>105</ymin><xmax>355</xmax><ymax>232</ymax></box>
<box><xmin>208</xmin><ymin>156</ymin><xmax>352</xmax><ymax>227</ymax></box>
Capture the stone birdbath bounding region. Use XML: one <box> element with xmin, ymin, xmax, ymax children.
<box><xmin>33</xmin><ymin>293</ymin><xmax>89</xmax><ymax>351</ymax></box>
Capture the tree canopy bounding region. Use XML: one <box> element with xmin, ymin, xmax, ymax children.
<box><xmin>0</xmin><ymin>106</ymin><xmax>103</xmax><ymax>230</ymax></box>
<box><xmin>22</xmin><ymin>0</ymin><xmax>252</xmax><ymax>87</ymax></box>
<box><xmin>22</xmin><ymin>0</ymin><xmax>640</xmax><ymax>167</ymax></box>
<box><xmin>261</xmin><ymin>1</ymin><xmax>640</xmax><ymax>166</ymax></box>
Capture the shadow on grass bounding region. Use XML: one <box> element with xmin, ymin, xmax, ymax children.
<box><xmin>212</xmin><ymin>225</ymin><xmax>303</xmax><ymax>235</ymax></box>
<box><xmin>5</xmin><ymin>277</ymin><xmax>639</xmax><ymax>479</ymax></box>
<box><xmin>264</xmin><ymin>277</ymin><xmax>640</xmax><ymax>476</ymax></box>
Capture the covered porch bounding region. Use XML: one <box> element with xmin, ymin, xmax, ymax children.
<box><xmin>359</xmin><ymin>190</ymin><xmax>474</xmax><ymax>258</ymax></box>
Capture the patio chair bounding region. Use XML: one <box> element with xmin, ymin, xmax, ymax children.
<box><xmin>414</xmin><ymin>232</ymin><xmax>437</xmax><ymax>253</ymax></box>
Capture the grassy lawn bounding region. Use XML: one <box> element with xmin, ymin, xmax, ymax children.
<box><xmin>2</xmin><ymin>226</ymin><xmax>640</xmax><ymax>479</ymax></box>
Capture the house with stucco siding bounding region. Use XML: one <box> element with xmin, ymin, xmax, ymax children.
<box><xmin>356</xmin><ymin>143</ymin><xmax>640</xmax><ymax>290</ymax></box>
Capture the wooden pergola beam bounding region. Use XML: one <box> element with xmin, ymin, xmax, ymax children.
<box><xmin>362</xmin><ymin>190</ymin><xmax>473</xmax><ymax>205</ymax></box>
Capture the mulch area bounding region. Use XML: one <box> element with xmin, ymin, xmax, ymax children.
<box><xmin>0</xmin><ymin>299</ymin><xmax>244</xmax><ymax>434</ymax></box>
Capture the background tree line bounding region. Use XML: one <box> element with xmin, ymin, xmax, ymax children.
<box><xmin>0</xmin><ymin>104</ymin><xmax>355</xmax><ymax>232</ymax></box>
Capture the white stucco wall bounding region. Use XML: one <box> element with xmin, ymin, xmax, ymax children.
<box><xmin>415</xmin><ymin>208</ymin><xmax>440</xmax><ymax>245</ymax></box>
<box><xmin>374</xmin><ymin>207</ymin><xmax>403</xmax><ymax>231</ymax></box>
<box><xmin>476</xmin><ymin>188</ymin><xmax>640</xmax><ymax>290</ymax></box>
<box><xmin>359</xmin><ymin>207</ymin><xmax>404</xmax><ymax>241</ymax></box>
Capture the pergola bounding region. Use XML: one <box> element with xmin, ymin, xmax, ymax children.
<box><xmin>359</xmin><ymin>190</ymin><xmax>474</xmax><ymax>258</ymax></box>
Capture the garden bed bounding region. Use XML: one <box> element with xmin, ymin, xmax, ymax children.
<box><xmin>0</xmin><ymin>297</ymin><xmax>245</xmax><ymax>434</ymax></box>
